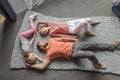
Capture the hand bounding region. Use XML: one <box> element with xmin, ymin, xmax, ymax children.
<box><xmin>75</xmin><ymin>39</ymin><xmax>80</xmax><ymax>42</ymax></box>
<box><xmin>25</xmin><ymin>62</ymin><xmax>32</xmax><ymax>67</ymax></box>
<box><xmin>34</xmin><ymin>54</ymin><xmax>45</xmax><ymax>62</ymax></box>
<box><xmin>34</xmin><ymin>54</ymin><xmax>38</xmax><ymax>58</ymax></box>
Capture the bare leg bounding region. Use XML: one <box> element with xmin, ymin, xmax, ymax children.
<box><xmin>85</xmin><ymin>18</ymin><xmax>100</xmax><ymax>25</ymax></box>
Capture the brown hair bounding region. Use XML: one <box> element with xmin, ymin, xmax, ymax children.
<box><xmin>37</xmin><ymin>42</ymin><xmax>43</xmax><ymax>50</ymax></box>
<box><xmin>37</xmin><ymin>42</ymin><xmax>40</xmax><ymax>49</ymax></box>
<box><xmin>37</xmin><ymin>41</ymin><xmax>48</xmax><ymax>51</ymax></box>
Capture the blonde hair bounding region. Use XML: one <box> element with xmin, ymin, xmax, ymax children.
<box><xmin>37</xmin><ymin>24</ymin><xmax>48</xmax><ymax>36</ymax></box>
<box><xmin>37</xmin><ymin>26</ymin><xmax>44</xmax><ymax>33</ymax></box>
<box><xmin>24</xmin><ymin>53</ymin><xmax>36</xmax><ymax>64</ymax></box>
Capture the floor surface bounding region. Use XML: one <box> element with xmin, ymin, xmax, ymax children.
<box><xmin>0</xmin><ymin>0</ymin><xmax>120</xmax><ymax>80</ymax></box>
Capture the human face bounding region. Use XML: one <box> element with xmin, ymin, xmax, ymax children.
<box><xmin>38</xmin><ymin>41</ymin><xmax>47</xmax><ymax>50</ymax></box>
<box><xmin>38</xmin><ymin>41</ymin><xmax>46</xmax><ymax>47</ymax></box>
<box><xmin>26</xmin><ymin>53</ymin><xmax>36</xmax><ymax>64</ymax></box>
<box><xmin>40</xmin><ymin>28</ymin><xmax>49</xmax><ymax>35</ymax></box>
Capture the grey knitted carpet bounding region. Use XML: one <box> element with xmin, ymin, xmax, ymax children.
<box><xmin>10</xmin><ymin>11</ymin><xmax>120</xmax><ymax>75</ymax></box>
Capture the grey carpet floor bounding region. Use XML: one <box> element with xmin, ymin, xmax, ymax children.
<box><xmin>10</xmin><ymin>11</ymin><xmax>120</xmax><ymax>75</ymax></box>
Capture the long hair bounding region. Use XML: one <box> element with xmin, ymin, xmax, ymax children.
<box><xmin>37</xmin><ymin>24</ymin><xmax>48</xmax><ymax>37</ymax></box>
<box><xmin>24</xmin><ymin>52</ymin><xmax>36</xmax><ymax>64</ymax></box>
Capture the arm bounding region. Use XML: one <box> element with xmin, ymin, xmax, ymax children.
<box><xmin>26</xmin><ymin>59</ymin><xmax>51</xmax><ymax>70</ymax></box>
<box><xmin>37</xmin><ymin>21</ymin><xmax>49</xmax><ymax>24</ymax></box>
<box><xmin>51</xmin><ymin>33</ymin><xmax>78</xmax><ymax>38</ymax></box>
<box><xmin>30</xmin><ymin>32</ymin><xmax>37</xmax><ymax>44</ymax></box>
<box><xmin>35</xmin><ymin>55</ymin><xmax>44</xmax><ymax>62</ymax></box>
<box><xmin>30</xmin><ymin>19</ymin><xmax>36</xmax><ymax>30</ymax></box>
<box><xmin>37</xmin><ymin>21</ymin><xmax>49</xmax><ymax>28</ymax></box>
<box><xmin>56</xmin><ymin>37</ymin><xmax>80</xmax><ymax>42</ymax></box>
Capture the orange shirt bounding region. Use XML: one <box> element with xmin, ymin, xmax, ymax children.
<box><xmin>46</xmin><ymin>38</ymin><xmax>73</xmax><ymax>61</ymax></box>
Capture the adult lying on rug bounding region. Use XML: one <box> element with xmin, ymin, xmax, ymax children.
<box><xmin>37</xmin><ymin>18</ymin><xmax>100</xmax><ymax>38</ymax></box>
<box><xmin>18</xmin><ymin>13</ymin><xmax>38</xmax><ymax>64</ymax></box>
<box><xmin>25</xmin><ymin>37</ymin><xmax>120</xmax><ymax>70</ymax></box>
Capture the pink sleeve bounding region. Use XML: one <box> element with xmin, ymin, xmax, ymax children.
<box><xmin>18</xmin><ymin>29</ymin><xmax>35</xmax><ymax>38</ymax></box>
<box><xmin>30</xmin><ymin>19</ymin><xmax>36</xmax><ymax>30</ymax></box>
<box><xmin>37</xmin><ymin>21</ymin><xmax>49</xmax><ymax>28</ymax></box>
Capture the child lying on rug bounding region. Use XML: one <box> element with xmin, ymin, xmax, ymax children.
<box><xmin>25</xmin><ymin>37</ymin><xmax>120</xmax><ymax>70</ymax></box>
<box><xmin>37</xmin><ymin>18</ymin><xmax>100</xmax><ymax>38</ymax></box>
<box><xmin>18</xmin><ymin>13</ymin><xmax>38</xmax><ymax>64</ymax></box>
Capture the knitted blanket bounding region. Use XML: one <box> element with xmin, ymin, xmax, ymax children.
<box><xmin>10</xmin><ymin>11</ymin><xmax>120</xmax><ymax>75</ymax></box>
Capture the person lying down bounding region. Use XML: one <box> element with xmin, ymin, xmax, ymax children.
<box><xmin>25</xmin><ymin>37</ymin><xmax>120</xmax><ymax>70</ymax></box>
<box><xmin>18</xmin><ymin>13</ymin><xmax>38</xmax><ymax>64</ymax></box>
<box><xmin>37</xmin><ymin>18</ymin><xmax>100</xmax><ymax>38</ymax></box>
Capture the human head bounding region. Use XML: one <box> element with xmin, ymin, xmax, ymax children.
<box><xmin>24</xmin><ymin>52</ymin><xmax>36</xmax><ymax>64</ymax></box>
<box><xmin>37</xmin><ymin>24</ymin><xmax>49</xmax><ymax>36</ymax></box>
<box><xmin>37</xmin><ymin>41</ymin><xmax>48</xmax><ymax>50</ymax></box>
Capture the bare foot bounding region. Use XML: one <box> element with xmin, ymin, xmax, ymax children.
<box><xmin>91</xmin><ymin>19</ymin><xmax>100</xmax><ymax>26</ymax></box>
<box><xmin>29</xmin><ymin>13</ymin><xmax>38</xmax><ymax>20</ymax></box>
<box><xmin>84</xmin><ymin>31</ymin><xmax>95</xmax><ymax>37</ymax></box>
<box><xmin>114</xmin><ymin>40</ymin><xmax>120</xmax><ymax>48</ymax></box>
<box><xmin>93</xmin><ymin>62</ymin><xmax>106</xmax><ymax>69</ymax></box>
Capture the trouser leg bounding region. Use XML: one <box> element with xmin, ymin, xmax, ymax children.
<box><xmin>71</xmin><ymin>50</ymin><xmax>99</xmax><ymax>65</ymax></box>
<box><xmin>73</xmin><ymin>42</ymin><xmax>115</xmax><ymax>51</ymax></box>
